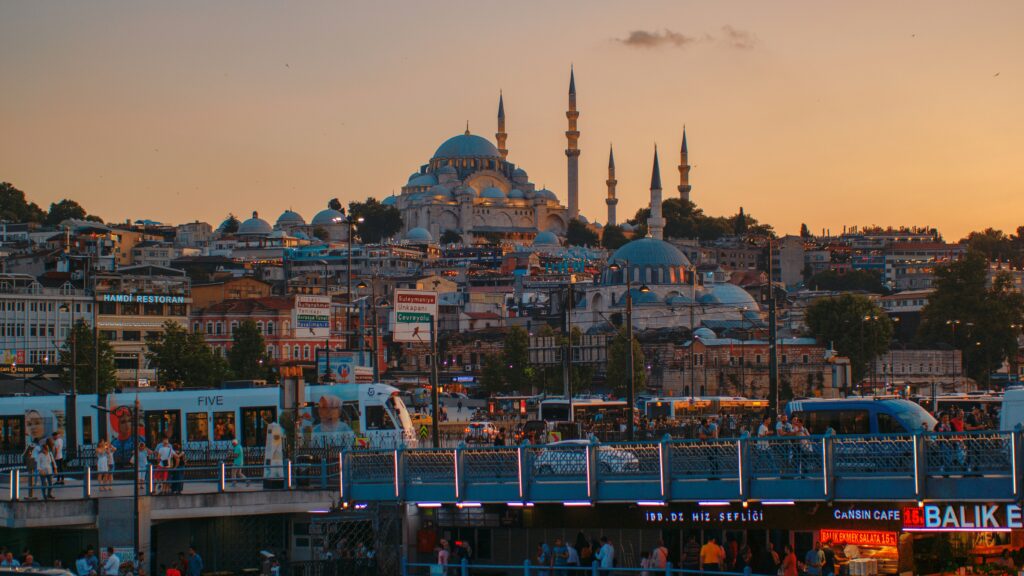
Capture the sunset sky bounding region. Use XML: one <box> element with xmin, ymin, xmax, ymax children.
<box><xmin>2</xmin><ymin>0</ymin><xmax>1022</xmax><ymax>240</ymax></box>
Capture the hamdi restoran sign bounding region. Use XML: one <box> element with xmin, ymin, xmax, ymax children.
<box><xmin>903</xmin><ymin>504</ymin><xmax>1024</xmax><ymax>532</ymax></box>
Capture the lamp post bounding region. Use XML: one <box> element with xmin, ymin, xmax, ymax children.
<box><xmin>342</xmin><ymin>215</ymin><xmax>365</xmax><ymax>350</ymax></box>
<box><xmin>356</xmin><ymin>280</ymin><xmax>383</xmax><ymax>382</ymax></box>
<box><xmin>946</xmin><ymin>319</ymin><xmax>962</xmax><ymax>385</ymax></box>
<box><xmin>318</xmin><ymin>260</ymin><xmax>332</xmax><ymax>382</ymax></box>
<box><xmin>59</xmin><ymin>302</ymin><xmax>78</xmax><ymax>452</ymax></box>
<box><xmin>607</xmin><ymin>260</ymin><xmax>649</xmax><ymax>441</ymax></box>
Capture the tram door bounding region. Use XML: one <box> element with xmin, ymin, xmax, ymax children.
<box><xmin>241</xmin><ymin>406</ymin><xmax>277</xmax><ymax>447</ymax></box>
<box><xmin>144</xmin><ymin>409</ymin><xmax>181</xmax><ymax>446</ymax></box>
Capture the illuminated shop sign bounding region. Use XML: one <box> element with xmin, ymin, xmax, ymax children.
<box><xmin>903</xmin><ymin>504</ymin><xmax>1023</xmax><ymax>532</ymax></box>
<box><xmin>101</xmin><ymin>294</ymin><xmax>186</xmax><ymax>304</ymax></box>
<box><xmin>644</xmin><ymin>508</ymin><xmax>764</xmax><ymax>525</ymax></box>
<box><xmin>820</xmin><ymin>530</ymin><xmax>898</xmax><ymax>547</ymax></box>
<box><xmin>833</xmin><ymin>508</ymin><xmax>901</xmax><ymax>521</ymax></box>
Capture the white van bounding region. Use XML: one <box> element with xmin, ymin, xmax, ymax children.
<box><xmin>999</xmin><ymin>387</ymin><xmax>1024</xmax><ymax>431</ymax></box>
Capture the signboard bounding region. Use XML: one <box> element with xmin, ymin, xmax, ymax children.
<box><xmin>393</xmin><ymin>290</ymin><xmax>437</xmax><ymax>343</ymax></box>
<box><xmin>100</xmin><ymin>293</ymin><xmax>186</xmax><ymax>304</ymax></box>
<box><xmin>819</xmin><ymin>530</ymin><xmax>898</xmax><ymax>547</ymax></box>
<box><xmin>0</xmin><ymin>350</ymin><xmax>26</xmax><ymax>365</ymax></box>
<box><xmin>643</xmin><ymin>506</ymin><xmax>764</xmax><ymax>525</ymax></box>
<box><xmin>903</xmin><ymin>503</ymin><xmax>1024</xmax><ymax>532</ymax></box>
<box><xmin>294</xmin><ymin>295</ymin><xmax>331</xmax><ymax>339</ymax></box>
<box><xmin>316</xmin><ymin>352</ymin><xmax>358</xmax><ymax>383</ymax></box>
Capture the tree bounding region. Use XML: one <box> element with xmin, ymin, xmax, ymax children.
<box><xmin>807</xmin><ymin>269</ymin><xmax>887</xmax><ymax>293</ymax></box>
<box><xmin>804</xmin><ymin>293</ymin><xmax>893</xmax><ymax>384</ymax></box>
<box><xmin>228</xmin><ymin>320</ymin><xmax>270</xmax><ymax>380</ymax></box>
<box><xmin>349</xmin><ymin>198</ymin><xmax>403</xmax><ymax>243</ymax></box>
<box><xmin>629</xmin><ymin>200</ymin><xmax>774</xmax><ymax>242</ymax></box>
<box><xmin>59</xmin><ymin>320</ymin><xmax>116</xmax><ymax>394</ymax></box>
<box><xmin>439</xmin><ymin>230</ymin><xmax>462</xmax><ymax>245</ymax></box>
<box><xmin>328</xmin><ymin>198</ymin><xmax>343</xmax><ymax>211</ymax></box>
<box><xmin>479</xmin><ymin>353</ymin><xmax>507</xmax><ymax>395</ymax></box>
<box><xmin>145</xmin><ymin>321</ymin><xmax>228</xmax><ymax>388</ymax></box>
<box><xmin>800</xmin><ymin>223</ymin><xmax>812</xmax><ymax>238</ymax></box>
<box><xmin>606</xmin><ymin>328</ymin><xmax>646</xmax><ymax>396</ymax></box>
<box><xmin>221</xmin><ymin>214</ymin><xmax>240</xmax><ymax>234</ymax></box>
<box><xmin>0</xmin><ymin>182</ymin><xmax>46</xmax><ymax>223</ymax></box>
<box><xmin>45</xmin><ymin>199</ymin><xmax>88</xmax><ymax>226</ymax></box>
<box><xmin>601</xmin><ymin>225</ymin><xmax>629</xmax><ymax>250</ymax></box>
<box><xmin>503</xmin><ymin>326</ymin><xmax>531</xmax><ymax>394</ymax></box>
<box><xmin>917</xmin><ymin>251</ymin><xmax>1024</xmax><ymax>384</ymax></box>
<box><xmin>566</xmin><ymin>219</ymin><xmax>598</xmax><ymax>246</ymax></box>
<box><xmin>964</xmin><ymin>228</ymin><xmax>1014</xmax><ymax>262</ymax></box>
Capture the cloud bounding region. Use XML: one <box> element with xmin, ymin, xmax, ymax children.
<box><xmin>615</xmin><ymin>29</ymin><xmax>697</xmax><ymax>49</ymax></box>
<box><xmin>720</xmin><ymin>25</ymin><xmax>757</xmax><ymax>50</ymax></box>
<box><xmin>614</xmin><ymin>26</ymin><xmax>758</xmax><ymax>50</ymax></box>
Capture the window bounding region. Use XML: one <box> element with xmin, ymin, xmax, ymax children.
<box><xmin>82</xmin><ymin>416</ymin><xmax>93</xmax><ymax>445</ymax></box>
<box><xmin>122</xmin><ymin>303</ymin><xmax>139</xmax><ymax>315</ymax></box>
<box><xmin>122</xmin><ymin>331</ymin><xmax>142</xmax><ymax>342</ymax></box>
<box><xmin>215</xmin><ymin>322</ymin><xmax>223</xmax><ymax>335</ymax></box>
<box><xmin>144</xmin><ymin>409</ymin><xmax>181</xmax><ymax>447</ymax></box>
<box><xmin>802</xmin><ymin>354</ymin><xmax>810</xmax><ymax>364</ymax></box>
<box><xmin>193</xmin><ymin>322</ymin><xmax>201</xmax><ymax>333</ymax></box>
<box><xmin>877</xmin><ymin>413</ymin><xmax>905</xmax><ymax>434</ymax></box>
<box><xmin>187</xmin><ymin>412</ymin><xmax>210</xmax><ymax>442</ymax></box>
<box><xmin>293</xmin><ymin>345</ymin><xmax>300</xmax><ymax>359</ymax></box>
<box><xmin>240</xmin><ymin>407</ymin><xmax>276</xmax><ymax>447</ymax></box>
<box><xmin>0</xmin><ymin>415</ymin><xmax>24</xmax><ymax>451</ymax></box>
<box><xmin>230</xmin><ymin>321</ymin><xmax>238</xmax><ymax>334</ymax></box>
<box><xmin>257</xmin><ymin>321</ymin><xmax>264</xmax><ymax>334</ymax></box>
<box><xmin>143</xmin><ymin>303</ymin><xmax>162</xmax><ymax>316</ymax></box>
<box><xmin>365</xmin><ymin>405</ymin><xmax>395</xmax><ymax>430</ymax></box>
<box><xmin>101</xmin><ymin>330</ymin><xmax>118</xmax><ymax>341</ymax></box>
<box><xmin>206</xmin><ymin>322</ymin><xmax>213</xmax><ymax>334</ymax></box>
<box><xmin>303</xmin><ymin>345</ymin><xmax>310</xmax><ymax>359</ymax></box>
<box><xmin>213</xmin><ymin>411</ymin><xmax>236</xmax><ymax>441</ymax></box>
<box><xmin>267</xmin><ymin>321</ymin><xmax>274</xmax><ymax>335</ymax></box>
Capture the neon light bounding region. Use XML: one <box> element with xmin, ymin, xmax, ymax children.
<box><xmin>1013</xmin><ymin>434</ymin><xmax>1018</xmax><ymax>496</ymax></box>
<box><xmin>393</xmin><ymin>450</ymin><xmax>399</xmax><ymax>498</ymax></box>
<box><xmin>564</xmin><ymin>501</ymin><xmax>592</xmax><ymax>507</ymax></box>
<box><xmin>820</xmin><ymin>529</ymin><xmax>897</xmax><ymax>547</ymax></box>
<box><xmin>354</xmin><ymin>503</ymin><xmax>368</xmax><ymax>510</ymax></box>
<box><xmin>456</xmin><ymin>502</ymin><xmax>481</xmax><ymax>508</ymax></box>
<box><xmin>762</xmin><ymin>501</ymin><xmax>796</xmax><ymax>506</ymax></box>
<box><xmin>453</xmin><ymin>449</ymin><xmax>460</xmax><ymax>500</ymax></box>
<box><xmin>637</xmin><ymin>501</ymin><xmax>667</xmax><ymax>507</ymax></box>
<box><xmin>658</xmin><ymin>442</ymin><xmax>665</xmax><ymax>498</ymax></box>
<box><xmin>698</xmin><ymin>501</ymin><xmax>731</xmax><ymax>506</ymax></box>
<box><xmin>338</xmin><ymin>452</ymin><xmax>344</xmax><ymax>498</ymax></box>
<box><xmin>821</xmin><ymin>438</ymin><xmax>828</xmax><ymax>496</ymax></box>
<box><xmin>585</xmin><ymin>445</ymin><xmax>591</xmax><ymax>498</ymax></box>
<box><xmin>308</xmin><ymin>509</ymin><xmax>331</xmax><ymax>514</ymax></box>
<box><xmin>737</xmin><ymin>440</ymin><xmax>743</xmax><ymax>496</ymax></box>
<box><xmin>516</xmin><ymin>446</ymin><xmax>524</xmax><ymax>499</ymax></box>
<box><xmin>508</xmin><ymin>502</ymin><xmax>525</xmax><ymax>507</ymax></box>
<box><xmin>903</xmin><ymin>527</ymin><xmax>1012</xmax><ymax>533</ymax></box>
<box><xmin>417</xmin><ymin>502</ymin><xmax>443</xmax><ymax>508</ymax></box>
<box><xmin>912</xmin><ymin>438</ymin><xmax>919</xmax><ymax>497</ymax></box>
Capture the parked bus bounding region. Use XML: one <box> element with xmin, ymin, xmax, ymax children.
<box><xmin>644</xmin><ymin>396</ymin><xmax>769</xmax><ymax>420</ymax></box>
<box><xmin>786</xmin><ymin>398</ymin><xmax>936</xmax><ymax>435</ymax></box>
<box><xmin>538</xmin><ymin>398</ymin><xmax>628</xmax><ymax>424</ymax></box>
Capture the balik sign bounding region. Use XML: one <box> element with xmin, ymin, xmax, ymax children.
<box><xmin>903</xmin><ymin>504</ymin><xmax>1024</xmax><ymax>532</ymax></box>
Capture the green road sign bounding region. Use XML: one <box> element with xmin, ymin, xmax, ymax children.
<box><xmin>398</xmin><ymin>312</ymin><xmax>433</xmax><ymax>323</ymax></box>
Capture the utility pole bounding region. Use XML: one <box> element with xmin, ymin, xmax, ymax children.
<box><xmin>767</xmin><ymin>239</ymin><xmax>779</xmax><ymax>415</ymax></box>
<box><xmin>430</xmin><ymin>319</ymin><xmax>440</xmax><ymax>448</ymax></box>
<box><xmin>564</xmin><ymin>279</ymin><xmax>574</xmax><ymax>422</ymax></box>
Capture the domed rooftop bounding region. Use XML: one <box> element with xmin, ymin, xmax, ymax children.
<box><xmin>535</xmin><ymin>188</ymin><xmax>558</xmax><ymax>201</ymax></box>
<box><xmin>405</xmin><ymin>227</ymin><xmax>433</xmax><ymax>243</ymax></box>
<box><xmin>407</xmin><ymin>173</ymin><xmax>438</xmax><ymax>187</ymax></box>
<box><xmin>381</xmin><ymin>195</ymin><xmax>398</xmax><ymax>206</ymax></box>
<box><xmin>293</xmin><ymin>230</ymin><xmax>310</xmax><ymax>240</ymax></box>
<box><xmin>508</xmin><ymin>188</ymin><xmax>525</xmax><ymax>199</ymax></box>
<box><xmin>532</xmin><ymin>231</ymin><xmax>560</xmax><ymax>247</ymax></box>
<box><xmin>665</xmin><ymin>293</ymin><xmax>694</xmax><ymax>306</ymax></box>
<box><xmin>618</xmin><ymin>288</ymin><xmax>660</xmax><ymax>306</ymax></box>
<box><xmin>429</xmin><ymin>184</ymin><xmax>452</xmax><ymax>198</ymax></box>
<box><xmin>275</xmin><ymin>209</ymin><xmax>305</xmax><ymax>228</ymax></box>
<box><xmin>512</xmin><ymin>168</ymin><xmax>528</xmax><ymax>180</ymax></box>
<box><xmin>610</xmin><ymin>238</ymin><xmax>690</xmax><ymax>268</ymax></box>
<box><xmin>311</xmin><ymin>208</ymin><xmax>345</xmax><ymax>226</ymax></box>
<box><xmin>480</xmin><ymin>187</ymin><xmax>505</xmax><ymax>199</ymax></box>
<box><xmin>238</xmin><ymin>211</ymin><xmax>272</xmax><ymax>236</ymax></box>
<box><xmin>438</xmin><ymin>165</ymin><xmax>458</xmax><ymax>175</ymax></box>
<box><xmin>693</xmin><ymin>327</ymin><xmax>717</xmax><ymax>340</ymax></box>
<box><xmin>432</xmin><ymin>133</ymin><xmax>501</xmax><ymax>160</ymax></box>
<box><xmin>707</xmin><ymin>283</ymin><xmax>759</xmax><ymax>310</ymax></box>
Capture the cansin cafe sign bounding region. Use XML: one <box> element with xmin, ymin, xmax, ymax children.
<box><xmin>101</xmin><ymin>294</ymin><xmax>186</xmax><ymax>304</ymax></box>
<box><xmin>903</xmin><ymin>504</ymin><xmax>1024</xmax><ymax>532</ymax></box>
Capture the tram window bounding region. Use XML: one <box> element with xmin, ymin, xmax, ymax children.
<box><xmin>365</xmin><ymin>406</ymin><xmax>394</xmax><ymax>430</ymax></box>
<box><xmin>837</xmin><ymin>410</ymin><xmax>870</xmax><ymax>434</ymax></box>
<box><xmin>213</xmin><ymin>411</ymin><xmax>236</xmax><ymax>441</ymax></box>
<box><xmin>877</xmin><ymin>412</ymin><xmax>905</xmax><ymax>434</ymax></box>
<box><xmin>240</xmin><ymin>407</ymin><xmax>276</xmax><ymax>447</ymax></box>
<box><xmin>0</xmin><ymin>416</ymin><xmax>24</xmax><ymax>451</ymax></box>
<box><xmin>144</xmin><ymin>410</ymin><xmax>181</xmax><ymax>446</ymax></box>
<box><xmin>82</xmin><ymin>416</ymin><xmax>93</xmax><ymax>445</ymax></box>
<box><xmin>187</xmin><ymin>412</ymin><xmax>210</xmax><ymax>442</ymax></box>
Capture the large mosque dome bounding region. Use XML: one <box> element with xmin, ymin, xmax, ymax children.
<box><xmin>311</xmin><ymin>208</ymin><xmax>345</xmax><ymax>226</ymax></box>
<box><xmin>604</xmin><ymin>237</ymin><xmax>691</xmax><ymax>286</ymax></box>
<box><xmin>432</xmin><ymin>133</ymin><xmax>501</xmax><ymax>160</ymax></box>
<box><xmin>237</xmin><ymin>212</ymin><xmax>272</xmax><ymax>236</ymax></box>
<box><xmin>275</xmin><ymin>210</ymin><xmax>306</xmax><ymax>228</ymax></box>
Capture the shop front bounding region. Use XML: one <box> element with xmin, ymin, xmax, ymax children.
<box><xmin>901</xmin><ymin>503</ymin><xmax>1024</xmax><ymax>575</ymax></box>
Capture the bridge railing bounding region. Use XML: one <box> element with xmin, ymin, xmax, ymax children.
<box><xmin>401</xmin><ymin>559</ymin><xmax>772</xmax><ymax>576</ymax></box>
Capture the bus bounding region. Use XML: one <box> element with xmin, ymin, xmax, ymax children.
<box><xmin>2</xmin><ymin>382</ymin><xmax>416</xmax><ymax>460</ymax></box>
<box><xmin>644</xmin><ymin>396</ymin><xmax>769</xmax><ymax>420</ymax></box>
<box><xmin>786</xmin><ymin>398</ymin><xmax>936</xmax><ymax>435</ymax></box>
<box><xmin>914</xmin><ymin>392</ymin><xmax>1003</xmax><ymax>416</ymax></box>
<box><xmin>538</xmin><ymin>398</ymin><xmax>628</xmax><ymax>424</ymax></box>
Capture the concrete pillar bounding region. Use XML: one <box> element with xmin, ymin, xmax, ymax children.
<box><xmin>98</xmin><ymin>495</ymin><xmax>152</xmax><ymax>564</ymax></box>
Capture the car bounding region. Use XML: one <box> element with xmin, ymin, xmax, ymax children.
<box><xmin>532</xmin><ymin>439</ymin><xmax>641</xmax><ymax>476</ymax></box>
<box><xmin>410</xmin><ymin>412</ymin><xmax>433</xmax><ymax>427</ymax></box>
<box><xmin>465</xmin><ymin>421</ymin><xmax>499</xmax><ymax>443</ymax></box>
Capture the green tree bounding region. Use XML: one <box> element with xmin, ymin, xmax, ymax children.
<box><xmin>917</xmin><ymin>251</ymin><xmax>1024</xmax><ymax>384</ymax></box>
<box><xmin>479</xmin><ymin>353</ymin><xmax>507</xmax><ymax>395</ymax></box>
<box><xmin>606</xmin><ymin>328</ymin><xmax>646</xmax><ymax>396</ymax></box>
<box><xmin>566</xmin><ymin>219</ymin><xmax>598</xmax><ymax>246</ymax></box>
<box><xmin>601</xmin><ymin>225</ymin><xmax>629</xmax><ymax>250</ymax></box>
<box><xmin>0</xmin><ymin>182</ymin><xmax>46</xmax><ymax>223</ymax></box>
<box><xmin>807</xmin><ymin>269</ymin><xmax>887</xmax><ymax>293</ymax></box>
<box><xmin>145</xmin><ymin>321</ymin><xmax>228</xmax><ymax>388</ymax></box>
<box><xmin>964</xmin><ymin>228</ymin><xmax>1013</xmax><ymax>261</ymax></box>
<box><xmin>503</xmin><ymin>326</ymin><xmax>531</xmax><ymax>394</ymax></box>
<box><xmin>59</xmin><ymin>320</ymin><xmax>116</xmax><ymax>393</ymax></box>
<box><xmin>349</xmin><ymin>198</ymin><xmax>403</xmax><ymax>243</ymax></box>
<box><xmin>228</xmin><ymin>320</ymin><xmax>271</xmax><ymax>380</ymax></box>
<box><xmin>45</xmin><ymin>199</ymin><xmax>88</xmax><ymax>226</ymax></box>
<box><xmin>804</xmin><ymin>293</ymin><xmax>893</xmax><ymax>383</ymax></box>
<box><xmin>328</xmin><ymin>198</ymin><xmax>343</xmax><ymax>211</ymax></box>
<box><xmin>221</xmin><ymin>214</ymin><xmax>240</xmax><ymax>234</ymax></box>
<box><xmin>799</xmin><ymin>223</ymin><xmax>812</xmax><ymax>238</ymax></box>
<box><xmin>439</xmin><ymin>230</ymin><xmax>462</xmax><ymax>245</ymax></box>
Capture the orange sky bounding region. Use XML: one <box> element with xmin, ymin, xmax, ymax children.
<box><xmin>2</xmin><ymin>0</ymin><xmax>1022</xmax><ymax>240</ymax></box>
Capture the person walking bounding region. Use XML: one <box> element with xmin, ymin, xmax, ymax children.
<box><xmin>781</xmin><ymin>545</ymin><xmax>798</xmax><ymax>576</ymax></box>
<box><xmin>652</xmin><ymin>539</ymin><xmax>669</xmax><ymax>570</ymax></box>
<box><xmin>552</xmin><ymin>538</ymin><xmax>569</xmax><ymax>576</ymax></box>
<box><xmin>437</xmin><ymin>540</ymin><xmax>450</xmax><ymax>576</ymax></box>
<box><xmin>595</xmin><ymin>536</ymin><xmax>614</xmax><ymax>576</ymax></box>
<box><xmin>186</xmin><ymin>547</ymin><xmax>203</xmax><ymax>576</ymax></box>
<box><xmin>156</xmin><ymin>438</ymin><xmax>174</xmax><ymax>495</ymax></box>
<box><xmin>102</xmin><ymin>548</ymin><xmax>120</xmax><ymax>576</ymax></box>
<box><xmin>700</xmin><ymin>536</ymin><xmax>722</xmax><ymax>572</ymax></box>
<box><xmin>230</xmin><ymin>439</ymin><xmax>248</xmax><ymax>486</ymax></box>
<box><xmin>35</xmin><ymin>442</ymin><xmax>57</xmax><ymax>499</ymax></box>
<box><xmin>682</xmin><ymin>535</ymin><xmax>701</xmax><ymax>571</ymax></box>
<box><xmin>22</xmin><ymin>441</ymin><xmax>38</xmax><ymax>500</ymax></box>
<box><xmin>53</xmin><ymin>431</ymin><xmax>66</xmax><ymax>485</ymax></box>
<box><xmin>96</xmin><ymin>441</ymin><xmax>110</xmax><ymax>492</ymax></box>
<box><xmin>170</xmin><ymin>443</ymin><xmax>186</xmax><ymax>495</ymax></box>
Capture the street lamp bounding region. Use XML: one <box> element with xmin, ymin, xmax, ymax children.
<box><xmin>356</xmin><ymin>280</ymin><xmax>383</xmax><ymax>382</ymax></box>
<box><xmin>59</xmin><ymin>303</ymin><xmax>78</xmax><ymax>450</ymax></box>
<box><xmin>317</xmin><ymin>260</ymin><xmax>332</xmax><ymax>382</ymax></box>
<box><xmin>946</xmin><ymin>319</ymin><xmax>962</xmax><ymax>384</ymax></box>
<box><xmin>340</xmin><ymin>215</ymin><xmax>365</xmax><ymax>350</ymax></box>
<box><xmin>607</xmin><ymin>260</ymin><xmax>650</xmax><ymax>441</ymax></box>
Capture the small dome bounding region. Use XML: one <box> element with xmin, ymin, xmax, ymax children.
<box><xmin>536</xmin><ymin>188</ymin><xmax>557</xmax><ymax>201</ymax></box>
<box><xmin>508</xmin><ymin>189</ymin><xmax>525</xmax><ymax>199</ymax></box>
<box><xmin>429</xmin><ymin>184</ymin><xmax>452</xmax><ymax>198</ymax></box>
<box><xmin>480</xmin><ymin>187</ymin><xmax>505</xmax><ymax>199</ymax></box>
<box><xmin>405</xmin><ymin>227</ymin><xmax>433</xmax><ymax>243</ymax></box>
<box><xmin>512</xmin><ymin>168</ymin><xmax>529</xmax><ymax>181</ymax></box>
<box><xmin>407</xmin><ymin>173</ymin><xmax>438</xmax><ymax>187</ymax></box>
<box><xmin>693</xmin><ymin>327</ymin><xmax>717</xmax><ymax>340</ymax></box>
<box><xmin>238</xmin><ymin>211</ymin><xmax>272</xmax><ymax>236</ymax></box>
<box><xmin>532</xmin><ymin>231</ymin><xmax>560</xmax><ymax>247</ymax></box>
<box><xmin>381</xmin><ymin>195</ymin><xmax>398</xmax><ymax>206</ymax></box>
<box><xmin>578</xmin><ymin>215</ymin><xmax>590</xmax><ymax>224</ymax></box>
<box><xmin>708</xmin><ymin>283</ymin><xmax>760</xmax><ymax>310</ymax></box>
<box><xmin>455</xmin><ymin>184</ymin><xmax>475</xmax><ymax>197</ymax></box>
<box><xmin>621</xmin><ymin>223</ymin><xmax>635</xmax><ymax>232</ymax></box>
<box><xmin>275</xmin><ymin>209</ymin><xmax>305</xmax><ymax>228</ymax></box>
<box><xmin>438</xmin><ymin>165</ymin><xmax>458</xmax><ymax>175</ymax></box>
<box><xmin>432</xmin><ymin>133</ymin><xmax>501</xmax><ymax>159</ymax></box>
<box><xmin>293</xmin><ymin>230</ymin><xmax>310</xmax><ymax>240</ymax></box>
<box><xmin>697</xmin><ymin>291</ymin><xmax>721</xmax><ymax>304</ymax></box>
<box><xmin>665</xmin><ymin>293</ymin><xmax>694</xmax><ymax>306</ymax></box>
<box><xmin>268</xmin><ymin>230</ymin><xmax>288</xmax><ymax>239</ymax></box>
<box><xmin>311</xmin><ymin>208</ymin><xmax>345</xmax><ymax>226</ymax></box>
<box><xmin>407</xmin><ymin>172</ymin><xmax>421</xmax><ymax>181</ymax></box>
<box><xmin>619</xmin><ymin>288</ymin><xmax>660</xmax><ymax>306</ymax></box>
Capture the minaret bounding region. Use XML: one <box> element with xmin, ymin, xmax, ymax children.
<box><xmin>496</xmin><ymin>91</ymin><xmax>508</xmax><ymax>160</ymax></box>
<box><xmin>565</xmin><ymin>66</ymin><xmax>580</xmax><ymax>220</ymax></box>
<box><xmin>649</xmin><ymin>146</ymin><xmax>665</xmax><ymax>240</ymax></box>
<box><xmin>605</xmin><ymin>145</ymin><xmax>618</xmax><ymax>226</ymax></box>
<box><xmin>678</xmin><ymin>127</ymin><xmax>692</xmax><ymax>202</ymax></box>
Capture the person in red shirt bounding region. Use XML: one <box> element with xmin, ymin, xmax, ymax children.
<box><xmin>950</xmin><ymin>408</ymin><xmax>965</xmax><ymax>432</ymax></box>
<box><xmin>782</xmin><ymin>544</ymin><xmax>799</xmax><ymax>576</ymax></box>
<box><xmin>162</xmin><ymin>564</ymin><xmax>181</xmax><ymax>576</ymax></box>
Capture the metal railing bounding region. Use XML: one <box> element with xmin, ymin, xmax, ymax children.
<box><xmin>402</xmin><ymin>559</ymin><xmax>773</xmax><ymax>576</ymax></box>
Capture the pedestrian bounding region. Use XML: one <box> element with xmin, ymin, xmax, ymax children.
<box><xmin>156</xmin><ymin>437</ymin><xmax>174</xmax><ymax>494</ymax></box>
<box><xmin>595</xmin><ymin>536</ymin><xmax>614</xmax><ymax>576</ymax></box>
<box><xmin>227</xmin><ymin>439</ymin><xmax>246</xmax><ymax>486</ymax></box>
<box><xmin>535</xmin><ymin>541</ymin><xmax>550</xmax><ymax>576</ymax></box>
<box><xmin>652</xmin><ymin>539</ymin><xmax>668</xmax><ymax>570</ymax></box>
<box><xmin>103</xmin><ymin>548</ymin><xmax>120</xmax><ymax>576</ymax></box>
<box><xmin>1</xmin><ymin>552</ymin><xmax>21</xmax><ymax>568</ymax></box>
<box><xmin>437</xmin><ymin>540</ymin><xmax>450</xmax><ymax>576</ymax></box>
<box><xmin>640</xmin><ymin>551</ymin><xmax>652</xmax><ymax>576</ymax></box>
<box><xmin>700</xmin><ymin>536</ymin><xmax>721</xmax><ymax>572</ymax></box>
<box><xmin>135</xmin><ymin>442</ymin><xmax>151</xmax><ymax>487</ymax></box>
<box><xmin>76</xmin><ymin>551</ymin><xmax>92</xmax><ymax>576</ymax></box>
<box><xmin>23</xmin><ymin>441</ymin><xmax>38</xmax><ymax>500</ymax></box>
<box><xmin>457</xmin><ymin>400</ymin><xmax>463</xmax><ymax>413</ymax></box>
<box><xmin>36</xmin><ymin>441</ymin><xmax>57</xmax><ymax>499</ymax></box>
<box><xmin>781</xmin><ymin>545</ymin><xmax>797</xmax><ymax>576</ymax></box>
<box><xmin>171</xmin><ymin>443</ymin><xmax>186</xmax><ymax>494</ymax></box>
<box><xmin>682</xmin><ymin>535</ymin><xmax>701</xmax><ymax>571</ymax></box>
<box><xmin>187</xmin><ymin>546</ymin><xmax>203</xmax><ymax>576</ymax></box>
<box><xmin>53</xmin><ymin>431</ymin><xmax>66</xmax><ymax>485</ymax></box>
<box><xmin>552</xmin><ymin>538</ymin><xmax>569</xmax><ymax>576</ymax></box>
<box><xmin>86</xmin><ymin>546</ymin><xmax>100</xmax><ymax>575</ymax></box>
<box><xmin>176</xmin><ymin>552</ymin><xmax>187</xmax><ymax>576</ymax></box>
<box><xmin>566</xmin><ymin>541</ymin><xmax>580</xmax><ymax>569</ymax></box>
<box><xmin>96</xmin><ymin>440</ymin><xmax>110</xmax><ymax>492</ymax></box>
<box><xmin>805</xmin><ymin>542</ymin><xmax>824</xmax><ymax>576</ymax></box>
<box><xmin>821</xmin><ymin>541</ymin><xmax>836</xmax><ymax>576</ymax></box>
<box><xmin>163</xmin><ymin>564</ymin><xmax>181</xmax><ymax>576</ymax></box>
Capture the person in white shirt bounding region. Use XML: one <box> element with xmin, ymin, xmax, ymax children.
<box><xmin>102</xmin><ymin>548</ymin><xmax>120</xmax><ymax>576</ymax></box>
<box><xmin>53</xmin><ymin>431</ymin><xmax>66</xmax><ymax>485</ymax></box>
<box><xmin>156</xmin><ymin>438</ymin><xmax>175</xmax><ymax>494</ymax></box>
<box><xmin>35</xmin><ymin>443</ymin><xmax>56</xmax><ymax>499</ymax></box>
<box><xmin>595</xmin><ymin>536</ymin><xmax>614</xmax><ymax>576</ymax></box>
